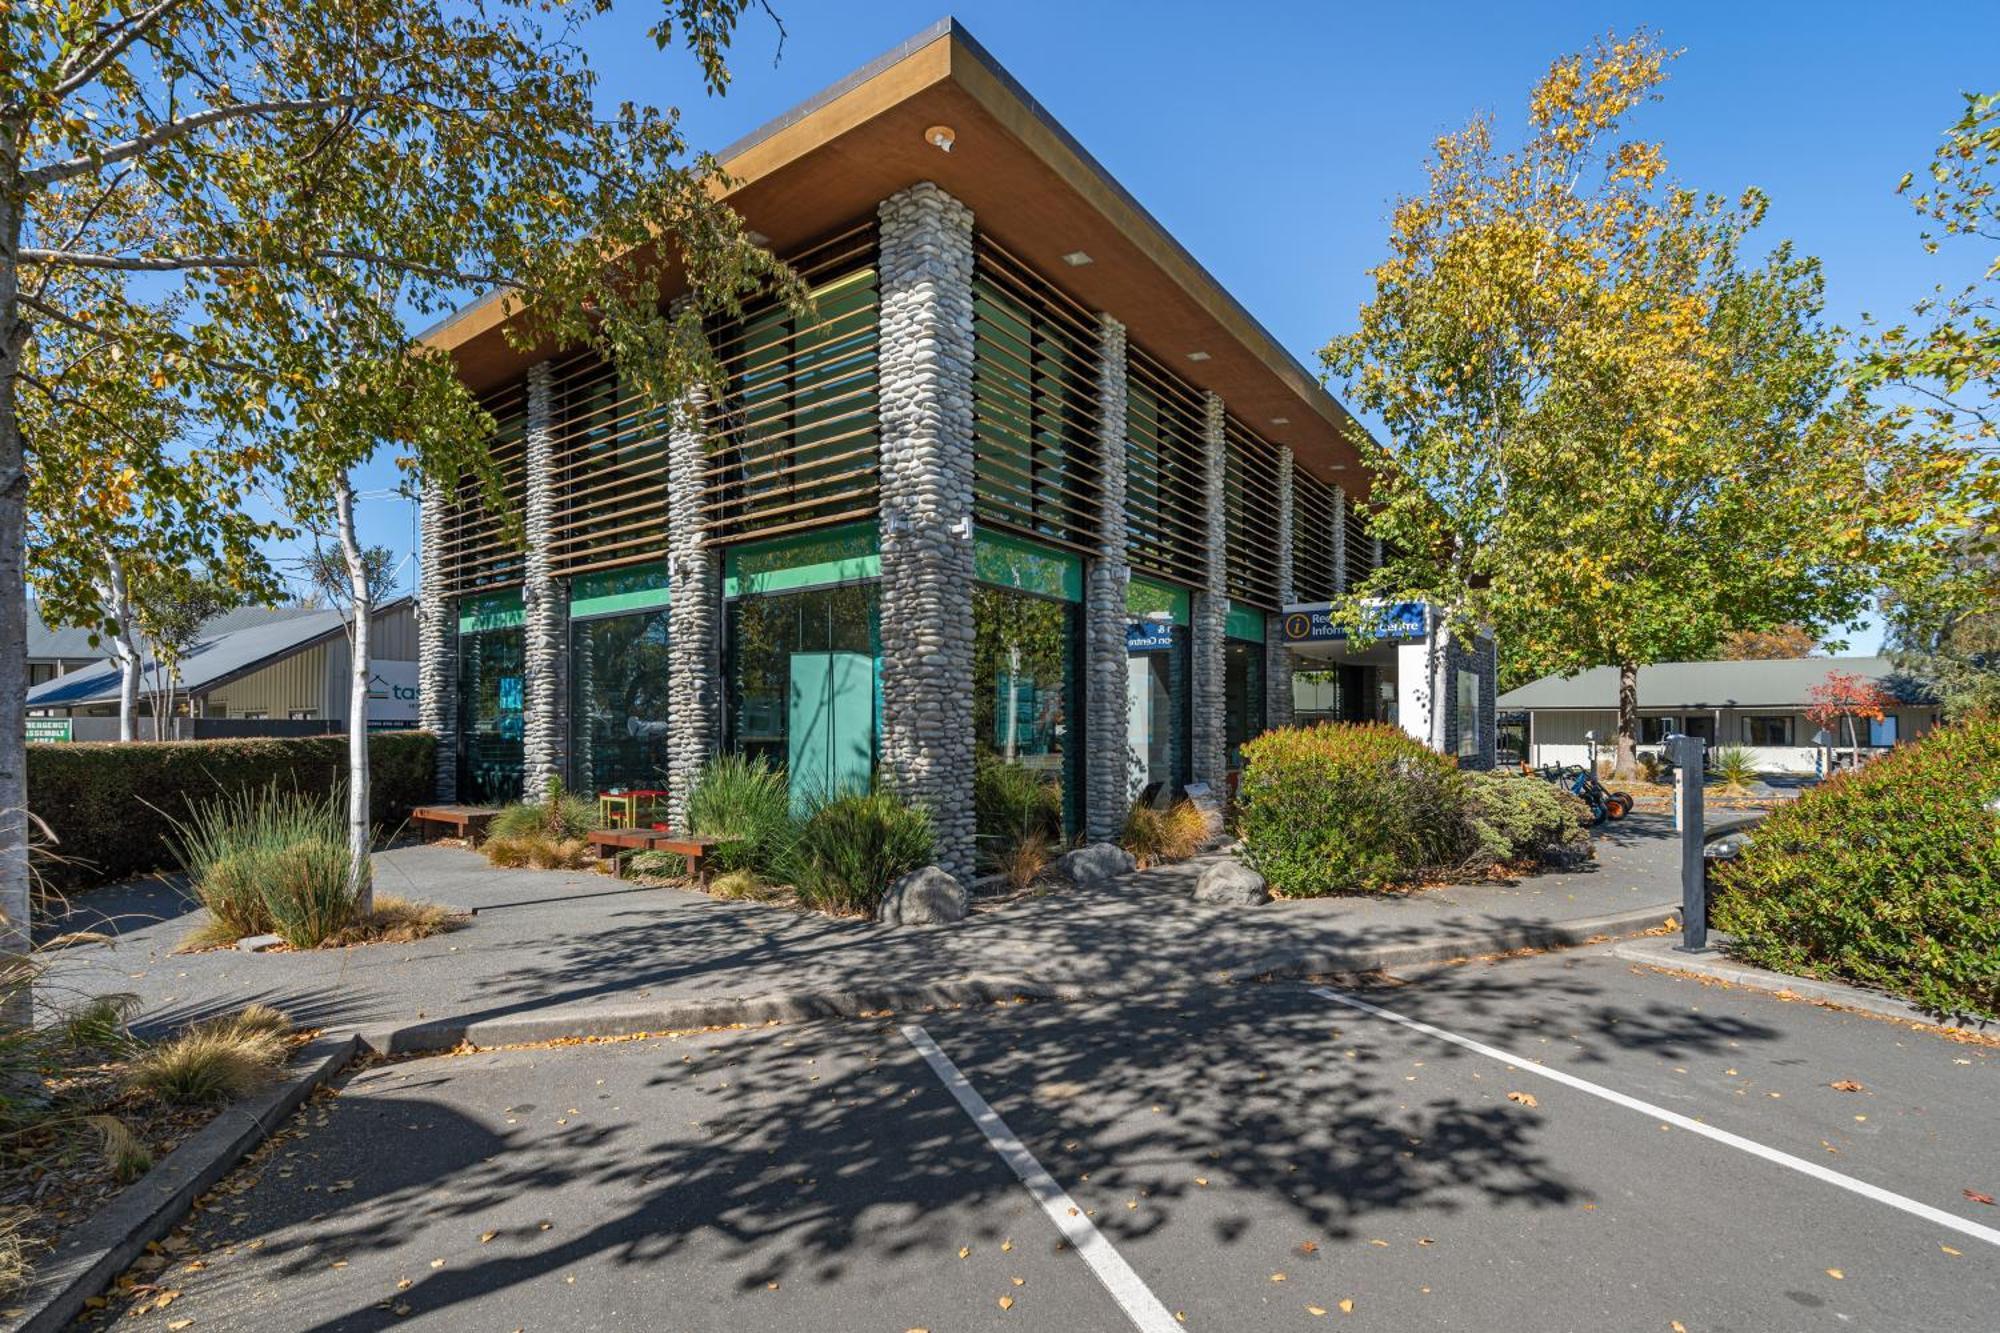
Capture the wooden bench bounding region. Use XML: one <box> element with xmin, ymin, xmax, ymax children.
<box><xmin>587</xmin><ymin>829</ymin><xmax>728</xmax><ymax>882</ymax></box>
<box><xmin>412</xmin><ymin>805</ymin><xmax>499</xmax><ymax>845</ymax></box>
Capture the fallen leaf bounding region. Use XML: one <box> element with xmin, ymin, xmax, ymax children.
<box><xmin>1416</xmin><ymin>1237</ymin><xmax>1435</xmax><ymax>1246</ymax></box>
<box><xmin>1299</xmin><ymin>1240</ymin><xmax>1319</xmax><ymax>1255</ymax></box>
<box><xmin>429</xmin><ymin>1259</ymin><xmax>445</xmax><ymax>1269</ymax></box>
<box><xmin>997</xmin><ymin>1296</ymin><xmax>1014</xmax><ymax>1311</ymax></box>
<box><xmin>1507</xmin><ymin>1091</ymin><xmax>1539</xmax><ymax>1108</ymax></box>
<box><xmin>1830</xmin><ymin>1080</ymin><xmax>1864</xmax><ymax>1093</ymax></box>
<box><xmin>1001</xmin><ymin>1239</ymin><xmax>1014</xmax><ymax>1252</ymax></box>
<box><xmin>168</xmin><ymin>1322</ymin><xmax>193</xmax><ymax>1332</ymax></box>
<box><xmin>1941</xmin><ymin>1244</ymin><xmax>1962</xmax><ymax>1256</ymax></box>
<box><xmin>1194</xmin><ymin>1177</ymin><xmax>1209</xmax><ymax>1187</ymax></box>
<box><xmin>395</xmin><ymin>1279</ymin><xmax>412</xmax><ymax>1291</ymax></box>
<box><xmin>480</xmin><ymin>1231</ymin><xmax>496</xmax><ymax>1244</ymax></box>
<box><xmin>391</xmin><ymin>1304</ymin><xmax>412</xmax><ymax>1317</ymax></box>
<box><xmin>1966</xmin><ymin>1190</ymin><xmax>1996</xmax><ymax>1206</ymax></box>
<box><xmin>1271</xmin><ymin>1272</ymin><xmax>1287</xmax><ymax>1282</ymax></box>
<box><xmin>1826</xmin><ymin>1268</ymin><xmax>1844</xmax><ymax>1280</ymax></box>
<box><xmin>1672</xmin><ymin>1323</ymin><xmax>1687</xmax><ymax>1332</ymax></box>
<box><xmin>959</xmin><ymin>1246</ymin><xmax>971</xmax><ymax>1259</ymax></box>
<box><xmin>1339</xmin><ymin>1298</ymin><xmax>1354</xmax><ymax>1313</ymax></box>
<box><xmin>1308</xmin><ymin>1305</ymin><xmax>1328</xmax><ymax>1317</ymax></box>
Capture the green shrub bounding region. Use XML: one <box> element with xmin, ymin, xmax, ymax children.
<box><xmin>974</xmin><ymin>755</ymin><xmax>1062</xmax><ymax>871</ymax></box>
<box><xmin>485</xmin><ymin>779</ymin><xmax>597</xmax><ymax>869</ymax></box>
<box><xmin>126</xmin><ymin>1005</ymin><xmax>293</xmax><ymax>1106</ymax></box>
<box><xmin>782</xmin><ymin>792</ymin><xmax>934</xmax><ymax>916</ymax></box>
<box><xmin>1711</xmin><ymin>744</ymin><xmax>1759</xmax><ymax>792</ymax></box>
<box><xmin>168</xmin><ymin>784</ymin><xmax>359</xmax><ymax>946</ymax></box>
<box><xmin>28</xmin><ymin>731</ymin><xmax>432</xmax><ymax>890</ymax></box>
<box><xmin>685</xmin><ymin>754</ymin><xmax>795</xmax><ymax>875</ymax></box>
<box><xmin>1238</xmin><ymin>724</ymin><xmax>1471</xmax><ymax>896</ymax></box>
<box><xmin>1713</xmin><ymin>717</ymin><xmax>2000</xmax><ymax>1022</ymax></box>
<box><xmin>1461</xmin><ymin>771</ymin><xmax>1592</xmax><ymax>871</ymax></box>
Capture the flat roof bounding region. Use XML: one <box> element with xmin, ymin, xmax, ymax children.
<box><xmin>1497</xmin><ymin>657</ymin><xmax>1932</xmax><ymax>712</ymax></box>
<box><xmin>419</xmin><ymin>18</ymin><xmax>1371</xmax><ymax>493</ymax></box>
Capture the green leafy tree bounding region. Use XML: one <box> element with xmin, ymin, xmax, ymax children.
<box><xmin>3</xmin><ymin>1</ymin><xmax>795</xmax><ymax>978</ymax></box>
<box><xmin>1321</xmin><ymin>32</ymin><xmax>1956</xmax><ymax>776</ymax></box>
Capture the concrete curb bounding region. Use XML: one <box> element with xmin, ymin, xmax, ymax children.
<box><xmin>12</xmin><ymin>1033</ymin><xmax>361</xmax><ymax>1333</ymax></box>
<box><xmin>1610</xmin><ymin>937</ymin><xmax>1993</xmax><ymax>1034</ymax></box>
<box><xmin>356</xmin><ymin>903</ymin><xmax>1682</xmax><ymax>1055</ymax></box>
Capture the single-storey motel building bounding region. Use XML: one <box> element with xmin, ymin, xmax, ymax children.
<box><xmin>413</xmin><ymin>21</ymin><xmax>1497</xmax><ymax>877</ymax></box>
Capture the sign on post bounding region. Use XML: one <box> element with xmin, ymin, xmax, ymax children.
<box><xmin>26</xmin><ymin>717</ymin><xmax>73</xmax><ymax>743</ymax></box>
<box><xmin>1669</xmin><ymin>733</ymin><xmax>1707</xmax><ymax>952</ymax></box>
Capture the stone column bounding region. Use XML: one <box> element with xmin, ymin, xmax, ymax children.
<box><xmin>416</xmin><ymin>474</ymin><xmax>458</xmax><ymax>802</ymax></box>
<box><xmin>1265</xmin><ymin>448</ymin><xmax>1296</xmax><ymax>732</ymax></box>
<box><xmin>1084</xmin><ymin>316</ymin><xmax>1131</xmax><ymax>842</ymax></box>
<box><xmin>520</xmin><ymin>359</ymin><xmax>569</xmax><ymax>802</ymax></box>
<box><xmin>876</xmin><ymin>182</ymin><xmax>978</xmax><ymax>880</ymax></box>
<box><xmin>1330</xmin><ymin>485</ymin><xmax>1349</xmax><ymax>595</ymax></box>
<box><xmin>1191</xmin><ymin>391</ymin><xmax>1228</xmax><ymax>790</ymax></box>
<box><xmin>666</xmin><ymin>387</ymin><xmax>722</xmax><ymax>831</ymax></box>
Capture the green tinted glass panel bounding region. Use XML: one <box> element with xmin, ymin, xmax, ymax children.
<box><xmin>1225</xmin><ymin>603</ymin><xmax>1267</xmax><ymax>643</ymax></box>
<box><xmin>459</xmin><ymin>588</ymin><xmax>524</xmax><ymax>634</ymax></box>
<box><xmin>1125</xmin><ymin>578</ymin><xmax>1190</xmax><ymax>626</ymax></box>
<box><xmin>974</xmin><ymin>531</ymin><xmax>1082</xmax><ymax>602</ymax></box>
<box><xmin>724</xmin><ymin>522</ymin><xmax>880</xmax><ymax>598</ymax></box>
<box><xmin>570</xmin><ymin>563</ymin><xmax>670</xmax><ymax>619</ymax></box>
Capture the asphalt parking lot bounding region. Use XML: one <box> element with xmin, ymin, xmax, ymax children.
<box><xmin>96</xmin><ymin>949</ymin><xmax>1999</xmax><ymax>1332</ymax></box>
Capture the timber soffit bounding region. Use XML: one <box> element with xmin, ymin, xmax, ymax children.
<box><xmin>414</xmin><ymin>17</ymin><xmax>1375</xmax><ymax>491</ymax></box>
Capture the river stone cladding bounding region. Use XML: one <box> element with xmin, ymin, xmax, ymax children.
<box><xmin>1192</xmin><ymin>391</ymin><xmax>1228</xmax><ymax>789</ymax></box>
<box><xmin>417</xmin><ymin>474</ymin><xmax>458</xmax><ymax>802</ymax></box>
<box><xmin>876</xmin><ymin>183</ymin><xmax>978</xmax><ymax>880</ymax></box>
<box><xmin>520</xmin><ymin>360</ymin><xmax>568</xmax><ymax>802</ymax></box>
<box><xmin>666</xmin><ymin>388</ymin><xmax>721</xmax><ymax>830</ymax></box>
<box><xmin>1085</xmin><ymin>315</ymin><xmax>1132</xmax><ymax>840</ymax></box>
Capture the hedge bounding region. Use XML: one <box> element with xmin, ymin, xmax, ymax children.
<box><xmin>28</xmin><ymin>731</ymin><xmax>435</xmax><ymax>891</ymax></box>
<box><xmin>1712</xmin><ymin>715</ymin><xmax>2000</xmax><ymax>1023</ymax></box>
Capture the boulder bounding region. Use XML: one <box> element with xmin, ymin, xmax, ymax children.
<box><xmin>877</xmin><ymin>865</ymin><xmax>969</xmax><ymax>926</ymax></box>
<box><xmin>1193</xmin><ymin>860</ymin><xmax>1270</xmax><ymax>906</ymax></box>
<box><xmin>1054</xmin><ymin>842</ymin><xmax>1137</xmax><ymax>887</ymax></box>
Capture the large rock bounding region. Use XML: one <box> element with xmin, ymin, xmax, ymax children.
<box><xmin>1054</xmin><ymin>842</ymin><xmax>1136</xmax><ymax>887</ymax></box>
<box><xmin>1194</xmin><ymin>859</ymin><xmax>1270</xmax><ymax>906</ymax></box>
<box><xmin>878</xmin><ymin>865</ymin><xmax>969</xmax><ymax>926</ymax></box>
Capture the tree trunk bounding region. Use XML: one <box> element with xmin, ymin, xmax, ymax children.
<box><xmin>334</xmin><ymin>482</ymin><xmax>374</xmax><ymax>917</ymax></box>
<box><xmin>1613</xmin><ymin>660</ymin><xmax>1640</xmax><ymax>780</ymax></box>
<box><xmin>0</xmin><ymin>169</ymin><xmax>34</xmax><ymax>1025</ymax></box>
<box><xmin>97</xmin><ymin>560</ymin><xmax>142</xmax><ymax>742</ymax></box>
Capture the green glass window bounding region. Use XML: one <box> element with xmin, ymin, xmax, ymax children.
<box><xmin>457</xmin><ymin>622</ymin><xmax>524</xmax><ymax>804</ymax></box>
<box><xmin>569</xmin><ymin>610</ymin><xmax>671</xmax><ymax>795</ymax></box>
<box><xmin>726</xmin><ymin>583</ymin><xmax>881</xmax><ymax>808</ymax></box>
<box><xmin>973</xmin><ymin>585</ymin><xmax>1081</xmax><ymax>861</ymax></box>
<box><xmin>1225</xmin><ymin>638</ymin><xmax>1267</xmax><ymax>770</ymax></box>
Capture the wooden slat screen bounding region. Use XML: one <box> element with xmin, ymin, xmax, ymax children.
<box><xmin>1292</xmin><ymin>467</ymin><xmax>1339</xmax><ymax>604</ymax></box>
<box><xmin>971</xmin><ymin>236</ymin><xmax>1106</xmax><ymax>552</ymax></box>
<box><xmin>1344</xmin><ymin>501</ymin><xmax>1375</xmax><ymax>582</ymax></box>
<box><xmin>439</xmin><ymin>379</ymin><xmax>528</xmax><ymax>597</ymax></box>
<box><xmin>548</xmin><ymin>351</ymin><xmax>671</xmax><ymax>578</ymax></box>
<box><xmin>704</xmin><ymin>221</ymin><xmax>880</xmax><ymax>544</ymax></box>
<box><xmin>1222</xmin><ymin>414</ymin><xmax>1284</xmax><ymax>611</ymax></box>
<box><xmin>1124</xmin><ymin>345</ymin><xmax>1210</xmax><ymax>588</ymax></box>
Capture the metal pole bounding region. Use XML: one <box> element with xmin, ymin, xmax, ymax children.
<box><xmin>1673</xmin><ymin>734</ymin><xmax>1707</xmax><ymax>951</ymax></box>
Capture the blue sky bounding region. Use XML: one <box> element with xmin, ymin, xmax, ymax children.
<box><xmin>334</xmin><ymin>0</ymin><xmax>2000</xmax><ymax>653</ymax></box>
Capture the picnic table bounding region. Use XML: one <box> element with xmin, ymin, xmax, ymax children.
<box><xmin>411</xmin><ymin>805</ymin><xmax>499</xmax><ymax>845</ymax></box>
<box><xmin>597</xmin><ymin>788</ymin><xmax>668</xmax><ymax>829</ymax></box>
<box><xmin>585</xmin><ymin>828</ymin><xmax>730</xmax><ymax>882</ymax></box>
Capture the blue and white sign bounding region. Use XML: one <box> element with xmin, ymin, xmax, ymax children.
<box><xmin>1126</xmin><ymin>622</ymin><xmax>1178</xmax><ymax>652</ymax></box>
<box><xmin>1282</xmin><ymin>600</ymin><xmax>1430</xmax><ymax>644</ymax></box>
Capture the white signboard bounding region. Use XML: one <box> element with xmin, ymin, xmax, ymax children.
<box><xmin>367</xmin><ymin>660</ymin><xmax>420</xmax><ymax>723</ymax></box>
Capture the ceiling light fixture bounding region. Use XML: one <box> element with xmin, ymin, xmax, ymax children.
<box><xmin>1270</xmin><ymin>417</ymin><xmax>1290</xmax><ymax>426</ymax></box>
<box><xmin>1061</xmin><ymin>251</ymin><xmax>1093</xmax><ymax>267</ymax></box>
<box><xmin>925</xmin><ymin>124</ymin><xmax>956</xmax><ymax>153</ymax></box>
<box><xmin>1186</xmin><ymin>351</ymin><xmax>1211</xmax><ymax>363</ymax></box>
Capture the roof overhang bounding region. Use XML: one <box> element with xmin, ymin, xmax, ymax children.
<box><xmin>418</xmin><ymin>19</ymin><xmax>1371</xmax><ymax>493</ymax></box>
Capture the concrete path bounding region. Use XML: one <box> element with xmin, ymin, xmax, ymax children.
<box><xmin>40</xmin><ymin>816</ymin><xmax>1683</xmax><ymax>1040</ymax></box>
<box><xmin>89</xmin><ymin>948</ymin><xmax>1999</xmax><ymax>1331</ymax></box>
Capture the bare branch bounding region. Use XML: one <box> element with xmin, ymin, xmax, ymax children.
<box><xmin>48</xmin><ymin>0</ymin><xmax>188</xmax><ymax>104</ymax></box>
<box><xmin>25</xmin><ymin>94</ymin><xmax>376</xmax><ymax>187</ymax></box>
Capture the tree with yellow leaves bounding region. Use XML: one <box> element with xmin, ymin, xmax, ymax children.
<box><xmin>1324</xmin><ymin>32</ymin><xmax>1957</xmax><ymax>776</ymax></box>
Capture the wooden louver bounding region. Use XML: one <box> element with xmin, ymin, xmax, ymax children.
<box><xmin>703</xmin><ymin>220</ymin><xmax>881</xmax><ymax>544</ymax></box>
<box><xmin>437</xmin><ymin>379</ymin><xmax>528</xmax><ymax>598</ymax></box>
<box><xmin>1123</xmin><ymin>344</ymin><xmax>1210</xmax><ymax>589</ymax></box>
<box><xmin>971</xmin><ymin>235</ymin><xmax>1106</xmax><ymax>553</ymax></box>
<box><xmin>1291</xmin><ymin>466</ymin><xmax>1340</xmax><ymax>605</ymax></box>
<box><xmin>1222</xmin><ymin>413</ymin><xmax>1284</xmax><ymax>611</ymax></box>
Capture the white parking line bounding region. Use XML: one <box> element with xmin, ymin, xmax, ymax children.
<box><xmin>902</xmin><ymin>1024</ymin><xmax>1182</xmax><ymax>1333</ymax></box>
<box><xmin>1308</xmin><ymin>985</ymin><xmax>2000</xmax><ymax>1251</ymax></box>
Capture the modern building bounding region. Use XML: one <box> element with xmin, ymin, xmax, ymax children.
<box><xmin>415</xmin><ymin>20</ymin><xmax>1497</xmax><ymax>877</ymax></box>
<box><xmin>1499</xmin><ymin>656</ymin><xmax>1939</xmax><ymax>775</ymax></box>
<box><xmin>26</xmin><ymin>598</ymin><xmax>418</xmax><ymax>737</ymax></box>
